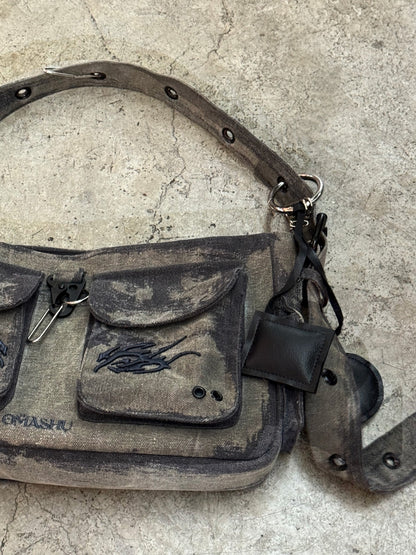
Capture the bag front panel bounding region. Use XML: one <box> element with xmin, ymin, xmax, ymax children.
<box><xmin>0</xmin><ymin>234</ymin><xmax>281</xmax><ymax>472</ymax></box>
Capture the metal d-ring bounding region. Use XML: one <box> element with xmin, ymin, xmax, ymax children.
<box><xmin>268</xmin><ymin>174</ymin><xmax>324</xmax><ymax>214</ymax></box>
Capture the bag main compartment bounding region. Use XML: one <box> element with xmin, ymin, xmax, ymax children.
<box><xmin>0</xmin><ymin>232</ymin><xmax>290</xmax><ymax>490</ymax></box>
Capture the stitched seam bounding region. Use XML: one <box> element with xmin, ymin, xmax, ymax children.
<box><xmin>90</xmin><ymin>267</ymin><xmax>241</xmax><ymax>328</ymax></box>
<box><xmin>244</xmin><ymin>365</ymin><xmax>315</xmax><ymax>388</ymax></box>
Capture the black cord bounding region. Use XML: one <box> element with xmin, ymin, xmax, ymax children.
<box><xmin>266</xmin><ymin>207</ymin><xmax>343</xmax><ymax>335</ymax></box>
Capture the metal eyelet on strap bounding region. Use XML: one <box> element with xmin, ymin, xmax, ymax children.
<box><xmin>15</xmin><ymin>87</ymin><xmax>32</xmax><ymax>99</ymax></box>
<box><xmin>268</xmin><ymin>174</ymin><xmax>324</xmax><ymax>214</ymax></box>
<box><xmin>329</xmin><ymin>454</ymin><xmax>348</xmax><ymax>471</ymax></box>
<box><xmin>383</xmin><ymin>452</ymin><xmax>401</xmax><ymax>469</ymax></box>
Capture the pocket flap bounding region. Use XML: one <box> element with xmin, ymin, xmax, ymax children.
<box><xmin>0</xmin><ymin>262</ymin><xmax>43</xmax><ymax>311</ymax></box>
<box><xmin>88</xmin><ymin>262</ymin><xmax>242</xmax><ymax>327</ymax></box>
<box><xmin>79</xmin><ymin>263</ymin><xmax>247</xmax><ymax>426</ymax></box>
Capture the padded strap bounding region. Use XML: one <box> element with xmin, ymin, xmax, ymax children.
<box><xmin>0</xmin><ymin>61</ymin><xmax>313</xmax><ymax>209</ymax></box>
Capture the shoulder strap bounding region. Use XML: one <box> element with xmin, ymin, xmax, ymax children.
<box><xmin>0</xmin><ymin>61</ymin><xmax>313</xmax><ymax>210</ymax></box>
<box><xmin>306</xmin><ymin>285</ymin><xmax>416</xmax><ymax>492</ymax></box>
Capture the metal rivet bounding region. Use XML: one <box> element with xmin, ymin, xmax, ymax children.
<box><xmin>322</xmin><ymin>369</ymin><xmax>337</xmax><ymax>386</ymax></box>
<box><xmin>211</xmin><ymin>390</ymin><xmax>223</xmax><ymax>402</ymax></box>
<box><xmin>192</xmin><ymin>386</ymin><xmax>206</xmax><ymax>399</ymax></box>
<box><xmin>165</xmin><ymin>86</ymin><xmax>178</xmax><ymax>100</ymax></box>
<box><xmin>222</xmin><ymin>128</ymin><xmax>235</xmax><ymax>143</ymax></box>
<box><xmin>15</xmin><ymin>87</ymin><xmax>31</xmax><ymax>100</ymax></box>
<box><xmin>329</xmin><ymin>454</ymin><xmax>348</xmax><ymax>471</ymax></box>
<box><xmin>383</xmin><ymin>452</ymin><xmax>400</xmax><ymax>469</ymax></box>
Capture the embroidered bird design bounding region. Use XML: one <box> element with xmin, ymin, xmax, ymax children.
<box><xmin>93</xmin><ymin>336</ymin><xmax>201</xmax><ymax>374</ymax></box>
<box><xmin>0</xmin><ymin>340</ymin><xmax>7</xmax><ymax>369</ymax></box>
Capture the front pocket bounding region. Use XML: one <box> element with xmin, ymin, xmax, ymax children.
<box><xmin>77</xmin><ymin>262</ymin><xmax>247</xmax><ymax>426</ymax></box>
<box><xmin>0</xmin><ymin>262</ymin><xmax>43</xmax><ymax>409</ymax></box>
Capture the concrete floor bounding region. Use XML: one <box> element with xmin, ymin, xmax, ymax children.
<box><xmin>0</xmin><ymin>1</ymin><xmax>415</xmax><ymax>553</ymax></box>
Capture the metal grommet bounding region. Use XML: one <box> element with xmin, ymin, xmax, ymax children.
<box><xmin>91</xmin><ymin>72</ymin><xmax>106</xmax><ymax>80</ymax></box>
<box><xmin>322</xmin><ymin>369</ymin><xmax>337</xmax><ymax>386</ymax></box>
<box><xmin>15</xmin><ymin>87</ymin><xmax>31</xmax><ymax>100</ymax></box>
<box><xmin>329</xmin><ymin>454</ymin><xmax>348</xmax><ymax>471</ymax></box>
<box><xmin>165</xmin><ymin>86</ymin><xmax>178</xmax><ymax>100</ymax></box>
<box><xmin>211</xmin><ymin>390</ymin><xmax>223</xmax><ymax>402</ymax></box>
<box><xmin>383</xmin><ymin>452</ymin><xmax>401</xmax><ymax>469</ymax></box>
<box><xmin>222</xmin><ymin>128</ymin><xmax>235</xmax><ymax>144</ymax></box>
<box><xmin>192</xmin><ymin>386</ymin><xmax>206</xmax><ymax>399</ymax></box>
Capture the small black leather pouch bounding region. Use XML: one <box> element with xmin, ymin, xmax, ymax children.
<box><xmin>243</xmin><ymin>311</ymin><xmax>335</xmax><ymax>393</ymax></box>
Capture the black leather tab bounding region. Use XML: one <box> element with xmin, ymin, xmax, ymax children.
<box><xmin>347</xmin><ymin>353</ymin><xmax>384</xmax><ymax>423</ymax></box>
<box><xmin>243</xmin><ymin>311</ymin><xmax>335</xmax><ymax>393</ymax></box>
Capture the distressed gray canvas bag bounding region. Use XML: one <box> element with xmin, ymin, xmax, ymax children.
<box><xmin>0</xmin><ymin>62</ymin><xmax>414</xmax><ymax>492</ymax></box>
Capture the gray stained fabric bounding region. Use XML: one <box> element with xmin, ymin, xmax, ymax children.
<box><xmin>0</xmin><ymin>233</ymin><xmax>285</xmax><ymax>489</ymax></box>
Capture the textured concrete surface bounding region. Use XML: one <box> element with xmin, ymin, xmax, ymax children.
<box><xmin>0</xmin><ymin>1</ymin><xmax>415</xmax><ymax>553</ymax></box>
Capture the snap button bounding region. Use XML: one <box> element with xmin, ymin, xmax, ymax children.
<box><xmin>329</xmin><ymin>454</ymin><xmax>348</xmax><ymax>471</ymax></box>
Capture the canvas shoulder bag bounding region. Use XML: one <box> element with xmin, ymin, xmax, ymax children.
<box><xmin>0</xmin><ymin>61</ymin><xmax>414</xmax><ymax>492</ymax></box>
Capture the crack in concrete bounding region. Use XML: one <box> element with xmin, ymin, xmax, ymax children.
<box><xmin>30</xmin><ymin>491</ymin><xmax>77</xmax><ymax>555</ymax></box>
<box><xmin>83</xmin><ymin>0</ymin><xmax>119</xmax><ymax>61</ymax></box>
<box><xmin>0</xmin><ymin>483</ymin><xmax>22</xmax><ymax>554</ymax></box>
<box><xmin>168</xmin><ymin>110</ymin><xmax>188</xmax><ymax>192</ymax></box>
<box><xmin>169</xmin><ymin>48</ymin><xmax>188</xmax><ymax>75</ymax></box>
<box><xmin>148</xmin><ymin>110</ymin><xmax>188</xmax><ymax>242</ymax></box>
<box><xmin>206</xmin><ymin>0</ymin><xmax>234</xmax><ymax>64</ymax></box>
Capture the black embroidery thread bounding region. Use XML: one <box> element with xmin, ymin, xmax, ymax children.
<box><xmin>93</xmin><ymin>336</ymin><xmax>201</xmax><ymax>374</ymax></box>
<box><xmin>1</xmin><ymin>413</ymin><xmax>73</xmax><ymax>432</ymax></box>
<box><xmin>0</xmin><ymin>340</ymin><xmax>7</xmax><ymax>369</ymax></box>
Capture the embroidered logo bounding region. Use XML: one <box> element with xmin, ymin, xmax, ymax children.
<box><xmin>93</xmin><ymin>336</ymin><xmax>201</xmax><ymax>374</ymax></box>
<box><xmin>0</xmin><ymin>340</ymin><xmax>7</xmax><ymax>368</ymax></box>
<box><xmin>1</xmin><ymin>414</ymin><xmax>73</xmax><ymax>432</ymax></box>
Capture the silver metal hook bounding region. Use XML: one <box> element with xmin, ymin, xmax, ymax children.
<box><xmin>43</xmin><ymin>67</ymin><xmax>105</xmax><ymax>80</ymax></box>
<box><xmin>27</xmin><ymin>305</ymin><xmax>64</xmax><ymax>343</ymax></box>
<box><xmin>27</xmin><ymin>295</ymin><xmax>89</xmax><ymax>343</ymax></box>
<box><xmin>65</xmin><ymin>295</ymin><xmax>89</xmax><ymax>306</ymax></box>
<box><xmin>281</xmin><ymin>296</ymin><xmax>304</xmax><ymax>323</ymax></box>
